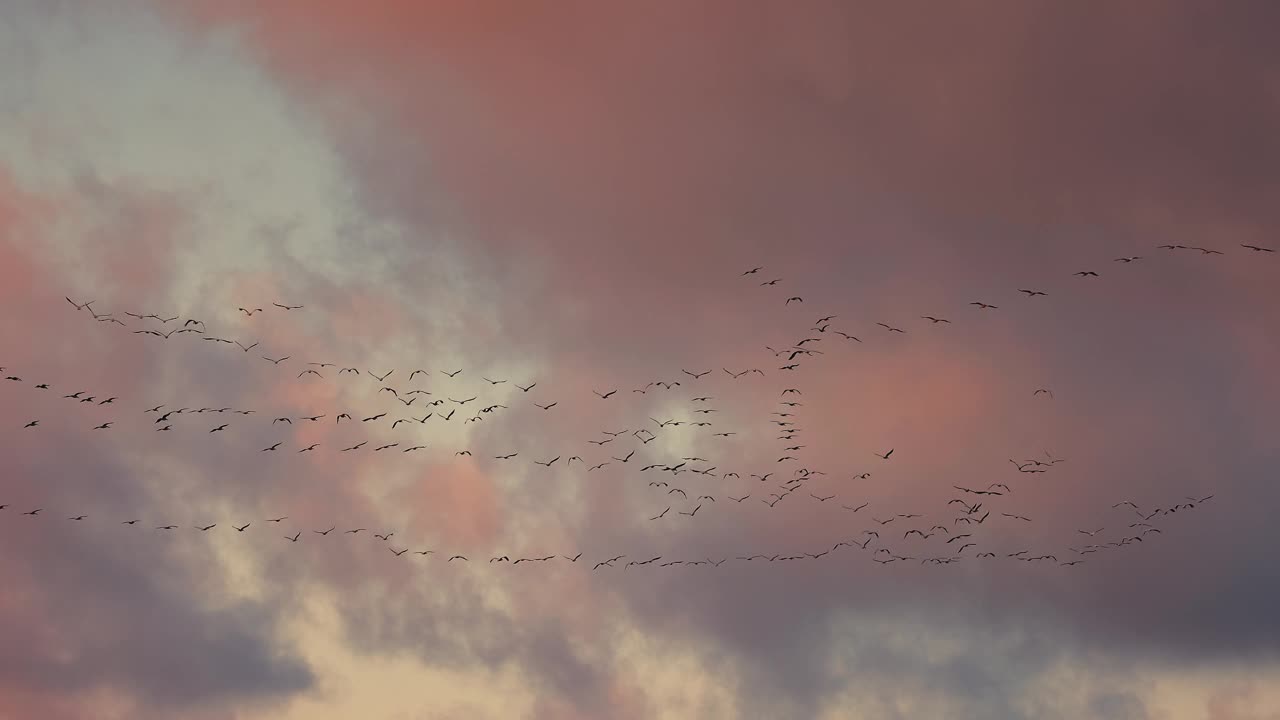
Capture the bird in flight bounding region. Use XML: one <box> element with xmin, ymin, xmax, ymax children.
<box><xmin>874</xmin><ymin>449</ymin><xmax>894</xmax><ymax>460</ymax></box>
<box><xmin>1033</xmin><ymin>388</ymin><xmax>1054</xmax><ymax>399</ymax></box>
<box><xmin>1018</xmin><ymin>289</ymin><xmax>1047</xmax><ymax>297</ymax></box>
<box><xmin>534</xmin><ymin>456</ymin><xmax>560</xmax><ymax>467</ymax></box>
<box><xmin>970</xmin><ymin>302</ymin><xmax>998</xmax><ymax>309</ymax></box>
<box><xmin>1074</xmin><ymin>271</ymin><xmax>1099</xmax><ymax>277</ymax></box>
<box><xmin>1241</xmin><ymin>244</ymin><xmax>1274</xmax><ymax>252</ymax></box>
<box><xmin>594</xmin><ymin>389</ymin><xmax>617</xmax><ymax>399</ymax></box>
<box><xmin>742</xmin><ymin>267</ymin><xmax>763</xmax><ymax>275</ymax></box>
<box><xmin>442</xmin><ymin>369</ymin><xmax>462</xmax><ymax>378</ymax></box>
<box><xmin>921</xmin><ymin>316</ymin><xmax>951</xmax><ymax>324</ymax></box>
<box><xmin>273</xmin><ymin>303</ymin><xmax>304</xmax><ymax>310</ymax></box>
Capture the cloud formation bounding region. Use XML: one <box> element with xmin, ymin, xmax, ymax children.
<box><xmin>2</xmin><ymin>1</ymin><xmax>1279</xmax><ymax>718</ymax></box>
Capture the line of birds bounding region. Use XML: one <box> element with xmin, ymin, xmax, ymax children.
<box><xmin>0</xmin><ymin>488</ymin><xmax>1211</xmax><ymax>568</ymax></box>
<box><xmin>8</xmin><ymin>240</ymin><xmax>1256</xmax><ymax>572</ymax></box>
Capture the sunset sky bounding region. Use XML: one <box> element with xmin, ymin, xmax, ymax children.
<box><xmin>2</xmin><ymin>2</ymin><xmax>1279</xmax><ymax>719</ymax></box>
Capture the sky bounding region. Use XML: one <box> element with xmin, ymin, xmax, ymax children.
<box><xmin>2</xmin><ymin>1</ymin><xmax>1279</xmax><ymax>718</ymax></box>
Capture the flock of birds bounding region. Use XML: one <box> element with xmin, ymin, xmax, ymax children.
<box><xmin>4</xmin><ymin>241</ymin><xmax>1266</xmax><ymax>569</ymax></box>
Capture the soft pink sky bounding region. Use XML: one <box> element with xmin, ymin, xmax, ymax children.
<box><xmin>2</xmin><ymin>2</ymin><xmax>1279</xmax><ymax>718</ymax></box>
